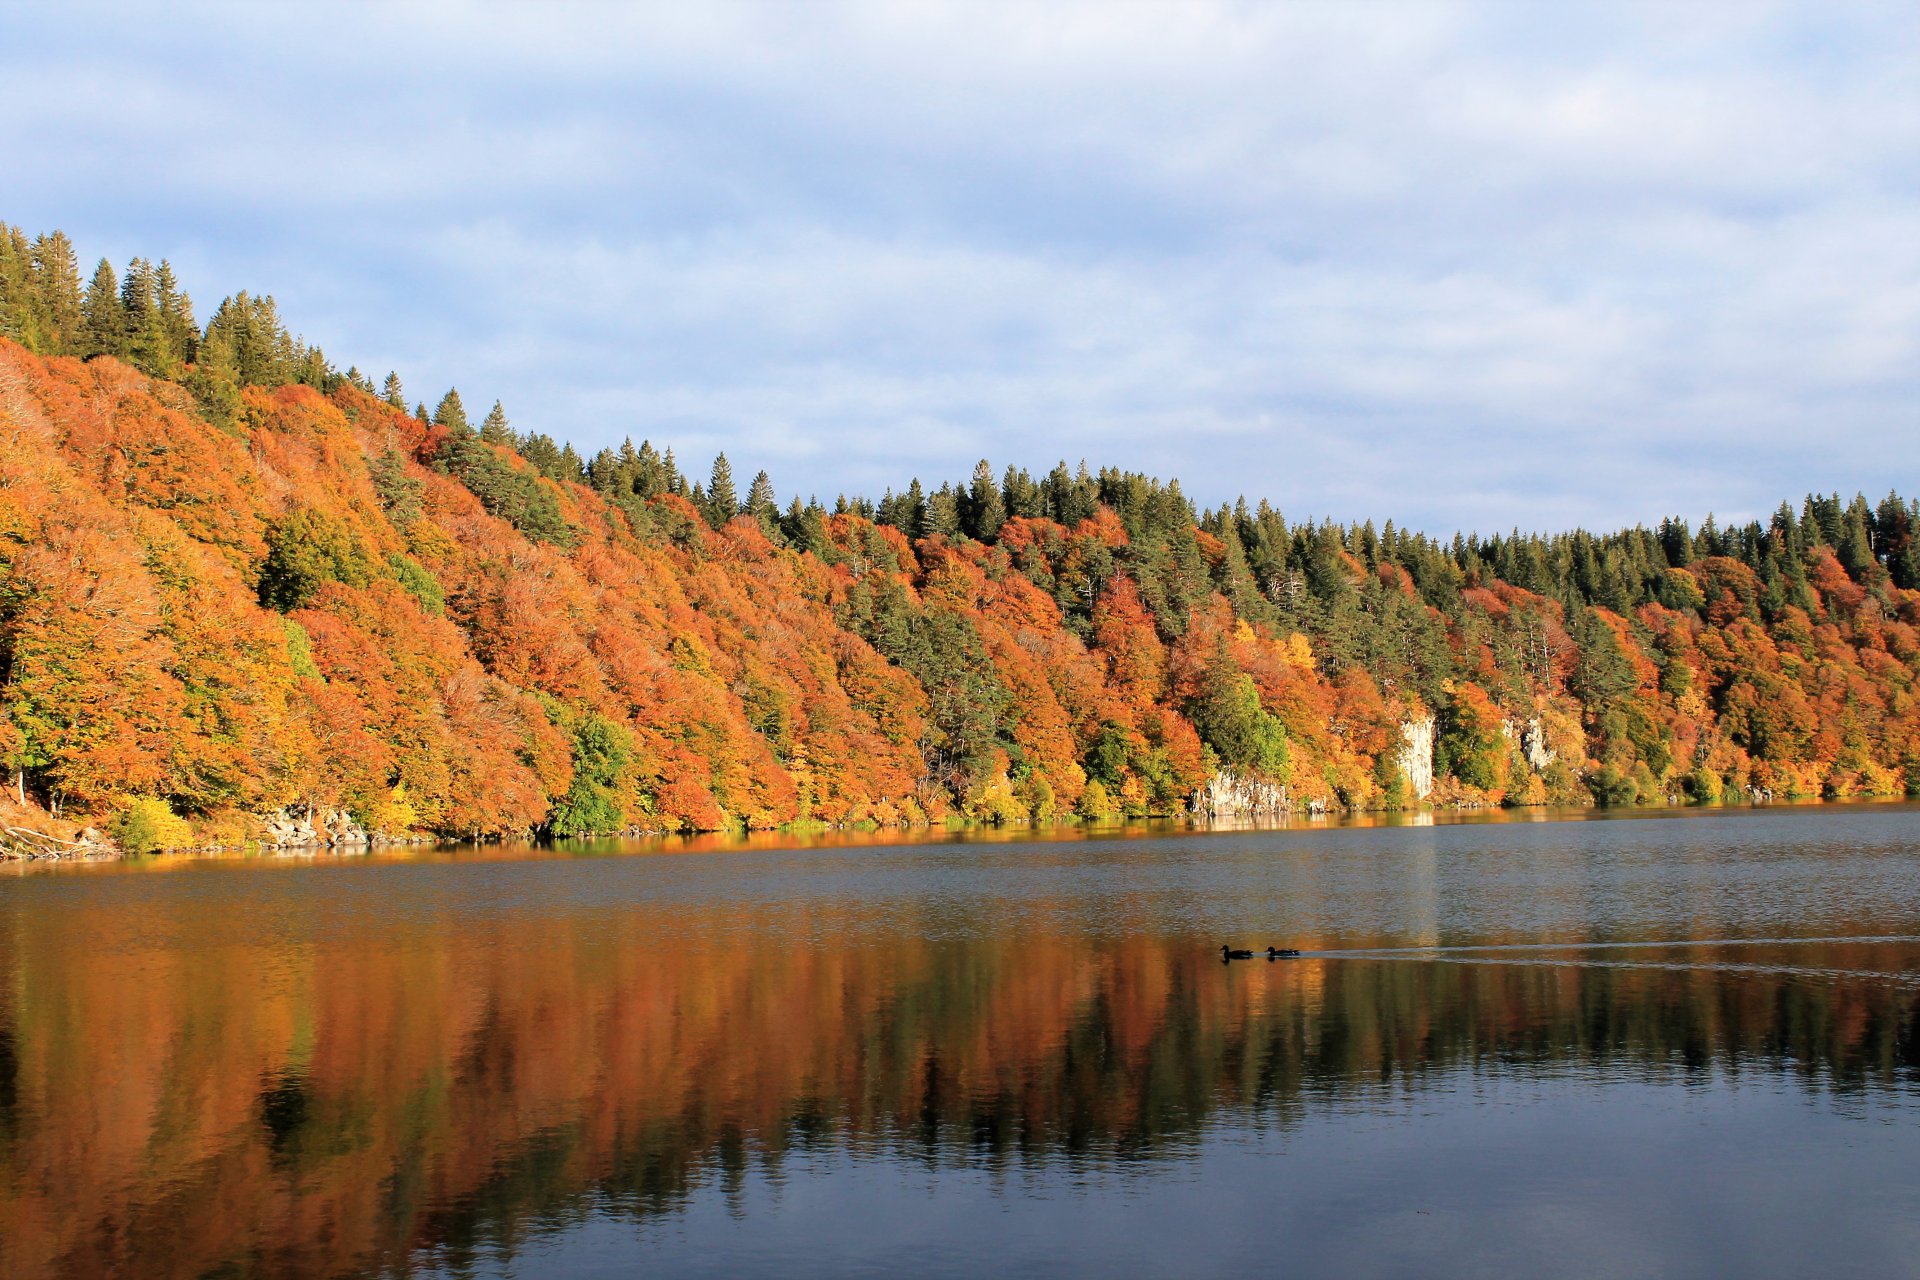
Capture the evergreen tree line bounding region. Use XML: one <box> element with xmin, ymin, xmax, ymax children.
<box><xmin>9</xmin><ymin>221</ymin><xmax>1917</xmax><ymax>672</ymax></box>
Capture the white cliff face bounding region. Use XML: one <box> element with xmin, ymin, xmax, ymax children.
<box><xmin>1521</xmin><ymin>717</ymin><xmax>1556</xmax><ymax>772</ymax></box>
<box><xmin>1189</xmin><ymin>770</ymin><xmax>1290</xmax><ymax>821</ymax></box>
<box><xmin>1501</xmin><ymin>717</ymin><xmax>1557</xmax><ymax>773</ymax></box>
<box><xmin>1398</xmin><ymin>717</ymin><xmax>1435</xmax><ymax>800</ymax></box>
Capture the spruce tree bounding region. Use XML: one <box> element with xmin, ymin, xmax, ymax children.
<box><xmin>901</xmin><ymin>478</ymin><xmax>927</xmax><ymax>540</ymax></box>
<box><xmin>1838</xmin><ymin>501</ymin><xmax>1877</xmax><ymax>581</ymax></box>
<box><xmin>153</xmin><ymin>260</ymin><xmax>196</xmax><ymax>367</ymax></box>
<box><xmin>185</xmin><ymin>325</ymin><xmax>242</xmax><ymax>428</ymax></box>
<box><xmin>382</xmin><ymin>372</ymin><xmax>406</xmax><ymax>409</ymax></box>
<box><xmin>28</xmin><ymin>231</ymin><xmax>83</xmax><ymax>355</ymax></box>
<box><xmin>927</xmin><ymin>485</ymin><xmax>964</xmax><ymax>539</ymax></box>
<box><xmin>480</xmin><ymin>400</ymin><xmax>512</xmax><ymax>445</ymax></box>
<box><xmin>0</xmin><ymin>224</ymin><xmax>31</xmax><ymax>344</ymax></box>
<box><xmin>965</xmin><ymin>459</ymin><xmax>1006</xmax><ymax>540</ymax></box>
<box><xmin>745</xmin><ymin>469</ymin><xmax>779</xmax><ymax>536</ymax></box>
<box><xmin>80</xmin><ymin>259</ymin><xmax>126</xmax><ymax>358</ymax></box>
<box><xmin>1002</xmin><ymin>465</ymin><xmax>1042</xmax><ymax>519</ymax></box>
<box><xmin>705</xmin><ymin>453</ymin><xmax>738</xmax><ymax>528</ymax></box>
<box><xmin>432</xmin><ymin>389</ymin><xmax>470</xmax><ymax>435</ymax></box>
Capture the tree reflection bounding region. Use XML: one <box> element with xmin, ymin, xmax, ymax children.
<box><xmin>1</xmin><ymin>910</ymin><xmax>1915</xmax><ymax>1279</ymax></box>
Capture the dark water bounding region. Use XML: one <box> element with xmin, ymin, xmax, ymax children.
<box><xmin>3</xmin><ymin>805</ymin><xmax>1919</xmax><ymax>1279</ymax></box>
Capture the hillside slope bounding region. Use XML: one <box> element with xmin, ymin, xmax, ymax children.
<box><xmin>2</xmin><ymin>266</ymin><xmax>1919</xmax><ymax>850</ymax></box>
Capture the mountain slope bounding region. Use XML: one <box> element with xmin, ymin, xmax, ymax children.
<box><xmin>2</xmin><ymin>283</ymin><xmax>1918</xmax><ymax>849</ymax></box>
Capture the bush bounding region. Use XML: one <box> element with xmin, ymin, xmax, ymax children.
<box><xmin>365</xmin><ymin>784</ymin><xmax>419</xmax><ymax>836</ymax></box>
<box><xmin>258</xmin><ymin>509</ymin><xmax>372</xmax><ymax>611</ymax></box>
<box><xmin>1077</xmin><ymin>777</ymin><xmax>1115</xmax><ymax>820</ymax></box>
<box><xmin>1587</xmin><ymin>766</ymin><xmax>1639</xmax><ymax>808</ymax></box>
<box><xmin>387</xmin><ymin>553</ymin><xmax>446</xmax><ymax>616</ymax></box>
<box><xmin>114</xmin><ymin>797</ymin><xmax>194</xmax><ymax>854</ymax></box>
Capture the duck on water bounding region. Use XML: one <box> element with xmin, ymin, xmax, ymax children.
<box><xmin>1220</xmin><ymin>945</ymin><xmax>1303</xmax><ymax>961</ymax></box>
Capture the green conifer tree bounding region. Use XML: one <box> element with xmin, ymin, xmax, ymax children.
<box><xmin>152</xmin><ymin>261</ymin><xmax>196</xmax><ymax>368</ymax></box>
<box><xmin>927</xmin><ymin>485</ymin><xmax>964</xmax><ymax>539</ymax></box>
<box><xmin>80</xmin><ymin>259</ymin><xmax>126</xmax><ymax>358</ymax></box>
<box><xmin>29</xmin><ymin>231</ymin><xmax>83</xmax><ymax>355</ymax></box>
<box><xmin>965</xmin><ymin>459</ymin><xmax>1006</xmax><ymax>540</ymax></box>
<box><xmin>705</xmin><ymin>453</ymin><xmax>738</xmax><ymax>528</ymax></box>
<box><xmin>433</xmin><ymin>389</ymin><xmax>470</xmax><ymax>435</ymax></box>
<box><xmin>480</xmin><ymin>400</ymin><xmax>512</xmax><ymax>445</ymax></box>
<box><xmin>745</xmin><ymin>469</ymin><xmax>780</xmax><ymax>537</ymax></box>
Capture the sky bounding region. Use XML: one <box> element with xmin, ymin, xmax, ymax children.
<box><xmin>5</xmin><ymin>0</ymin><xmax>1918</xmax><ymax>535</ymax></box>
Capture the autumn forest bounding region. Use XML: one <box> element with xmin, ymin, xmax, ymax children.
<box><xmin>4</xmin><ymin>224</ymin><xmax>1920</xmax><ymax>852</ymax></box>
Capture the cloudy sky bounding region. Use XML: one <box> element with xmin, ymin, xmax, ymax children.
<box><xmin>7</xmin><ymin>1</ymin><xmax>1917</xmax><ymax>534</ymax></box>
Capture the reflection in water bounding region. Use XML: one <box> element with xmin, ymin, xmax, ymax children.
<box><xmin>2</xmin><ymin>921</ymin><xmax>1917</xmax><ymax>1276</ymax></box>
<box><xmin>3</xmin><ymin>810</ymin><xmax>1920</xmax><ymax>1278</ymax></box>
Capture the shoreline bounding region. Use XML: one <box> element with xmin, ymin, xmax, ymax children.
<box><xmin>7</xmin><ymin>793</ymin><xmax>1914</xmax><ymax>869</ymax></box>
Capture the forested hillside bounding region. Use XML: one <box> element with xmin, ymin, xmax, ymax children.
<box><xmin>3</xmin><ymin>225</ymin><xmax>1919</xmax><ymax>851</ymax></box>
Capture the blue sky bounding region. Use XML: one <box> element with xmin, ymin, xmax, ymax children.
<box><xmin>6</xmin><ymin>1</ymin><xmax>1917</xmax><ymax>534</ymax></box>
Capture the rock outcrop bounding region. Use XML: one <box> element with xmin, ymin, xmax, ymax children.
<box><xmin>1500</xmin><ymin>716</ymin><xmax>1556</xmax><ymax>773</ymax></box>
<box><xmin>1521</xmin><ymin>717</ymin><xmax>1555</xmax><ymax>772</ymax></box>
<box><xmin>1397</xmin><ymin>717</ymin><xmax>1435</xmax><ymax>800</ymax></box>
<box><xmin>262</xmin><ymin>807</ymin><xmax>370</xmax><ymax>849</ymax></box>
<box><xmin>1189</xmin><ymin>770</ymin><xmax>1289</xmax><ymax>821</ymax></box>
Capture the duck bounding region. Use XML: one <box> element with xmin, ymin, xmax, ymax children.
<box><xmin>1221</xmin><ymin>945</ymin><xmax>1255</xmax><ymax>961</ymax></box>
<box><xmin>1267</xmin><ymin>947</ymin><xmax>1301</xmax><ymax>959</ymax></box>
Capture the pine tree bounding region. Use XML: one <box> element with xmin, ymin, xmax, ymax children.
<box><xmin>480</xmin><ymin>400</ymin><xmax>512</xmax><ymax>445</ymax></box>
<box><xmin>433</xmin><ymin>389</ymin><xmax>470</xmax><ymax>435</ymax></box>
<box><xmin>382</xmin><ymin>372</ymin><xmax>406</xmax><ymax>409</ymax></box>
<box><xmin>927</xmin><ymin>485</ymin><xmax>964</xmax><ymax>539</ymax></box>
<box><xmin>705</xmin><ymin>453</ymin><xmax>738</xmax><ymax>529</ymax></box>
<box><xmin>80</xmin><ymin>259</ymin><xmax>126</xmax><ymax>358</ymax></box>
<box><xmin>745</xmin><ymin>469</ymin><xmax>779</xmax><ymax>537</ymax></box>
<box><xmin>0</xmin><ymin>224</ymin><xmax>32</xmax><ymax>344</ymax></box>
<box><xmin>1002</xmin><ymin>465</ymin><xmax>1042</xmax><ymax>519</ymax></box>
<box><xmin>152</xmin><ymin>260</ymin><xmax>196</xmax><ymax>367</ymax></box>
<box><xmin>185</xmin><ymin>325</ymin><xmax>242</xmax><ymax>428</ymax></box>
<box><xmin>965</xmin><ymin>459</ymin><xmax>1006</xmax><ymax>540</ymax></box>
<box><xmin>29</xmin><ymin>231</ymin><xmax>83</xmax><ymax>355</ymax></box>
<box><xmin>901</xmin><ymin>478</ymin><xmax>927</xmax><ymax>540</ymax></box>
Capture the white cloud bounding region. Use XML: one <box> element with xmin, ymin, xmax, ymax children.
<box><xmin>4</xmin><ymin>0</ymin><xmax>1917</xmax><ymax>533</ymax></box>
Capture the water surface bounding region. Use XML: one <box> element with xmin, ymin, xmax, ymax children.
<box><xmin>3</xmin><ymin>804</ymin><xmax>1918</xmax><ymax>1278</ymax></box>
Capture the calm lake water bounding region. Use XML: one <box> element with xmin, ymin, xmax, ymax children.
<box><xmin>3</xmin><ymin>804</ymin><xmax>1919</xmax><ymax>1279</ymax></box>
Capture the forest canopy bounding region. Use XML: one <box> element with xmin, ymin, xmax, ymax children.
<box><xmin>4</xmin><ymin>223</ymin><xmax>1919</xmax><ymax>847</ymax></box>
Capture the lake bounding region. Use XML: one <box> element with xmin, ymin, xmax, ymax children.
<box><xmin>3</xmin><ymin>804</ymin><xmax>1919</xmax><ymax>1278</ymax></box>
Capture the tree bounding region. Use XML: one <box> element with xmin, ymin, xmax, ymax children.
<box><xmin>926</xmin><ymin>485</ymin><xmax>963</xmax><ymax>540</ymax></box>
<box><xmin>745</xmin><ymin>469</ymin><xmax>780</xmax><ymax>538</ymax></box>
<box><xmin>433</xmin><ymin>388</ymin><xmax>471</xmax><ymax>436</ymax></box>
<box><xmin>965</xmin><ymin>459</ymin><xmax>1006</xmax><ymax>540</ymax></box>
<box><xmin>80</xmin><ymin>259</ymin><xmax>126</xmax><ymax>358</ymax></box>
<box><xmin>480</xmin><ymin>400</ymin><xmax>513</xmax><ymax>445</ymax></box>
<box><xmin>704</xmin><ymin>453</ymin><xmax>738</xmax><ymax>529</ymax></box>
<box><xmin>28</xmin><ymin>231</ymin><xmax>83</xmax><ymax>354</ymax></box>
<box><xmin>257</xmin><ymin>510</ymin><xmax>373</xmax><ymax>612</ymax></box>
<box><xmin>1188</xmin><ymin>639</ymin><xmax>1288</xmax><ymax>778</ymax></box>
<box><xmin>549</xmin><ymin>713</ymin><xmax>635</xmax><ymax>836</ymax></box>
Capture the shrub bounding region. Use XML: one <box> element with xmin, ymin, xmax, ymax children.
<box><xmin>114</xmin><ymin>797</ymin><xmax>194</xmax><ymax>854</ymax></box>
<box><xmin>365</xmin><ymin>784</ymin><xmax>419</xmax><ymax>836</ymax></box>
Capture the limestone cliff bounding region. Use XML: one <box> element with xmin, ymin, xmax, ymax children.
<box><xmin>1397</xmin><ymin>717</ymin><xmax>1435</xmax><ymax>799</ymax></box>
<box><xmin>1188</xmin><ymin>770</ymin><xmax>1290</xmax><ymax>821</ymax></box>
